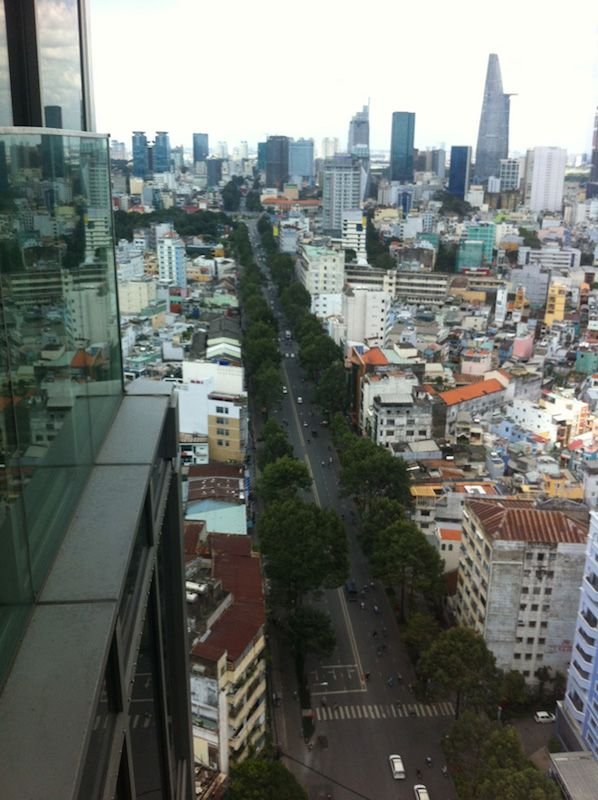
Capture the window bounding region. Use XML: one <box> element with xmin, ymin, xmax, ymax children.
<box><xmin>216</xmin><ymin>428</ymin><xmax>227</xmax><ymax>436</ymax></box>
<box><xmin>531</xmin><ymin>604</ymin><xmax>539</xmax><ymax>611</ymax></box>
<box><xmin>525</xmin><ymin>654</ymin><xmax>533</xmax><ymax>661</ymax></box>
<box><xmin>541</xmin><ymin>621</ymin><xmax>548</xmax><ymax>629</ymax></box>
<box><xmin>215</xmin><ymin>406</ymin><xmax>229</xmax><ymax>414</ymax></box>
<box><xmin>545</xmin><ymin>588</ymin><xmax>552</xmax><ymax>595</ymax></box>
<box><xmin>520</xmin><ymin>604</ymin><xmax>527</xmax><ymax>611</ymax></box>
<box><xmin>514</xmin><ymin>653</ymin><xmax>521</xmax><ymax>660</ymax></box>
<box><xmin>216</xmin><ymin>417</ymin><xmax>226</xmax><ymax>424</ymax></box>
<box><xmin>538</xmin><ymin>637</ymin><xmax>546</xmax><ymax>645</ymax></box>
<box><xmin>526</xmin><ymin>637</ymin><xmax>534</xmax><ymax>644</ymax></box>
<box><xmin>529</xmin><ymin>621</ymin><xmax>536</xmax><ymax>628</ymax></box>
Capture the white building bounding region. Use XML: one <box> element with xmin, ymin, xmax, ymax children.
<box><xmin>342</xmin><ymin>287</ymin><xmax>391</xmax><ymax>348</ymax></box>
<box><xmin>526</xmin><ymin>147</ymin><xmax>567</xmax><ymax>213</ymax></box>
<box><xmin>456</xmin><ymin>498</ymin><xmax>588</xmax><ymax>684</ymax></box>
<box><xmin>296</xmin><ymin>243</ymin><xmax>345</xmax><ymax>296</ymax></box>
<box><xmin>342</xmin><ymin>211</ymin><xmax>367</xmax><ymax>260</ymax></box>
<box><xmin>157</xmin><ymin>233</ymin><xmax>187</xmax><ymax>288</ymax></box>
<box><xmin>321</xmin><ymin>155</ymin><xmax>366</xmax><ymax>236</ymax></box>
<box><xmin>359</xmin><ymin>371</ymin><xmax>420</xmax><ymax>434</ymax></box>
<box><xmin>507</xmin><ymin>392</ymin><xmax>589</xmax><ymax>446</ymax></box>
<box><xmin>118</xmin><ymin>279</ymin><xmax>157</xmax><ymax>315</ymax></box>
<box><xmin>562</xmin><ymin>511</ymin><xmax>598</xmax><ymax>757</ymax></box>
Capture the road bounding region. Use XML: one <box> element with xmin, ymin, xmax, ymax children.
<box><xmin>248</xmin><ymin>221</ymin><xmax>458</xmax><ymax>800</ymax></box>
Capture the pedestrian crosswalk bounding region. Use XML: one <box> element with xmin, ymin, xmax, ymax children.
<box><xmin>315</xmin><ymin>701</ymin><xmax>455</xmax><ymax>722</ymax></box>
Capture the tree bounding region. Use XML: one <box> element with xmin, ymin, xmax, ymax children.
<box><xmin>443</xmin><ymin>710</ymin><xmax>494</xmax><ymax>792</ymax></box>
<box><xmin>500</xmin><ymin>670</ymin><xmax>528</xmax><ymax>712</ymax></box>
<box><xmin>258</xmin><ymin>421</ymin><xmax>293</xmax><ymax>470</ymax></box>
<box><xmin>252</xmin><ymin>362</ymin><xmax>283</xmax><ymax>416</ymax></box>
<box><xmin>314</xmin><ymin>362</ymin><xmax>347</xmax><ymax>417</ymax></box>
<box><xmin>257</xmin><ymin>498</ymin><xmax>348</xmax><ymax>609</ymax></box>
<box><xmin>227</xmin><ymin>757</ymin><xmax>307</xmax><ymax>800</ymax></box>
<box><xmin>299</xmin><ymin>335</ymin><xmax>342</xmax><ymax>379</ymax></box>
<box><xmin>418</xmin><ymin>627</ymin><xmax>500</xmax><ymax>718</ymax></box>
<box><xmin>370</xmin><ymin>521</ymin><xmax>444</xmax><ymax>619</ymax></box>
<box><xmin>340</xmin><ymin>437</ymin><xmax>412</xmax><ymax>510</ymax></box>
<box><xmin>402</xmin><ymin>612</ymin><xmax>440</xmax><ymax>664</ymax></box>
<box><xmin>285</xmin><ymin>607</ymin><xmax>336</xmax><ymax>658</ymax></box>
<box><xmin>257</xmin><ymin>456</ymin><xmax>311</xmax><ymax>503</ymax></box>
<box><xmin>360</xmin><ymin>497</ymin><xmax>405</xmax><ymax>555</ymax></box>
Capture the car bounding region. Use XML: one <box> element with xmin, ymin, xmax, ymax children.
<box><xmin>297</xmin><ymin>397</ymin><xmax>303</xmax><ymax>404</ymax></box>
<box><xmin>290</xmin><ymin>353</ymin><xmax>295</xmax><ymax>358</ymax></box>
<box><xmin>282</xmin><ymin>386</ymin><xmax>288</xmax><ymax>394</ymax></box>
<box><xmin>413</xmin><ymin>785</ymin><xmax>430</xmax><ymax>800</ymax></box>
<box><xmin>534</xmin><ymin>711</ymin><xmax>556</xmax><ymax>724</ymax></box>
<box><xmin>388</xmin><ymin>754</ymin><xmax>405</xmax><ymax>780</ymax></box>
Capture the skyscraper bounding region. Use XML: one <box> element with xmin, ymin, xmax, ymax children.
<box><xmin>390</xmin><ymin>112</ymin><xmax>415</xmax><ymax>183</ymax></box>
<box><xmin>154</xmin><ymin>130</ymin><xmax>171</xmax><ymax>173</ymax></box>
<box><xmin>591</xmin><ymin>107</ymin><xmax>598</xmax><ymax>183</ymax></box>
<box><xmin>289</xmin><ymin>138</ymin><xmax>315</xmax><ymax>185</ymax></box>
<box><xmin>448</xmin><ymin>146</ymin><xmax>472</xmax><ymax>199</ymax></box>
<box><xmin>474</xmin><ymin>53</ymin><xmax>511</xmax><ymax>183</ymax></box>
<box><xmin>525</xmin><ymin>146</ymin><xmax>567</xmax><ymax>213</ymax></box>
<box><xmin>132</xmin><ymin>130</ymin><xmax>149</xmax><ymax>178</ymax></box>
<box><xmin>265</xmin><ymin>135</ymin><xmax>290</xmax><ymax>189</ymax></box>
<box><xmin>0</xmin><ymin>5</ymin><xmax>194</xmax><ymax>798</ymax></box>
<box><xmin>348</xmin><ymin>104</ymin><xmax>370</xmax><ymax>154</ymax></box>
<box><xmin>322</xmin><ymin>154</ymin><xmax>366</xmax><ymax>236</ymax></box>
<box><xmin>193</xmin><ymin>132</ymin><xmax>209</xmax><ymax>163</ymax></box>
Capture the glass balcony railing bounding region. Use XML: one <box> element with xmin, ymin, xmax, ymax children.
<box><xmin>0</xmin><ymin>129</ymin><xmax>122</xmax><ymax>686</ymax></box>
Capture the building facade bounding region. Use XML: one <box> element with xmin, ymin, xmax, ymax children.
<box><xmin>132</xmin><ymin>130</ymin><xmax>149</xmax><ymax>178</ymax></box>
<box><xmin>526</xmin><ymin>147</ymin><xmax>568</xmax><ymax>213</ymax></box>
<box><xmin>0</xmin><ymin>5</ymin><xmax>194</xmax><ymax>793</ymax></box>
<box><xmin>265</xmin><ymin>135</ymin><xmax>289</xmax><ymax>189</ymax></box>
<box><xmin>390</xmin><ymin>111</ymin><xmax>416</xmax><ymax>183</ymax></box>
<box><xmin>348</xmin><ymin>104</ymin><xmax>370</xmax><ymax>154</ymax></box>
<box><xmin>474</xmin><ymin>53</ymin><xmax>511</xmax><ymax>182</ymax></box>
<box><xmin>193</xmin><ymin>132</ymin><xmax>209</xmax><ymax>163</ymax></box>
<box><xmin>456</xmin><ymin>499</ymin><xmax>587</xmax><ymax>684</ymax></box>
<box><xmin>288</xmin><ymin>137</ymin><xmax>315</xmax><ymax>185</ymax></box>
<box><xmin>321</xmin><ymin>154</ymin><xmax>366</xmax><ymax>236</ymax></box>
<box><xmin>448</xmin><ymin>146</ymin><xmax>472</xmax><ymax>199</ymax></box>
<box><xmin>158</xmin><ymin>233</ymin><xmax>187</xmax><ymax>288</ymax></box>
<box><xmin>154</xmin><ymin>130</ymin><xmax>171</xmax><ymax>173</ymax></box>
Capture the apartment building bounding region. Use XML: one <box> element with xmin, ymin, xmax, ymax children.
<box><xmin>436</xmin><ymin>379</ymin><xmax>507</xmax><ymax>437</ymax></box>
<box><xmin>370</xmin><ymin>387</ymin><xmax>433</xmax><ymax>450</ymax></box>
<box><xmin>188</xmin><ymin>535</ymin><xmax>266</xmax><ymax>774</ymax></box>
<box><xmin>296</xmin><ymin>242</ymin><xmax>345</xmax><ymax>296</ymax></box>
<box><xmin>562</xmin><ymin>512</ymin><xmax>598</xmax><ymax>756</ymax></box>
<box><xmin>395</xmin><ymin>270</ymin><xmax>450</xmax><ymax>306</ymax></box>
<box><xmin>456</xmin><ymin>498</ymin><xmax>588</xmax><ymax>683</ymax></box>
<box><xmin>410</xmin><ymin>482</ymin><xmax>499</xmax><ymax>538</ymax></box>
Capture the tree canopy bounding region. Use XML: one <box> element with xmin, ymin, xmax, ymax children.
<box><xmin>226</xmin><ymin>757</ymin><xmax>307</xmax><ymax>800</ymax></box>
<box><xmin>314</xmin><ymin>362</ymin><xmax>348</xmax><ymax>417</ymax></box>
<box><xmin>257</xmin><ymin>456</ymin><xmax>311</xmax><ymax>503</ymax></box>
<box><xmin>339</xmin><ymin>436</ymin><xmax>412</xmax><ymax>510</ymax></box>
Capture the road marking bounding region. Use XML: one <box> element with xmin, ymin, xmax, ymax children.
<box><xmin>314</xmin><ymin>701</ymin><xmax>455</xmax><ymax>722</ymax></box>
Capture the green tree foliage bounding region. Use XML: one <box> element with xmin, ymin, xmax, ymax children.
<box><xmin>500</xmin><ymin>670</ymin><xmax>528</xmax><ymax>712</ymax></box>
<box><xmin>370</xmin><ymin>521</ymin><xmax>444</xmax><ymax>618</ymax></box>
<box><xmin>258</xmin><ymin>421</ymin><xmax>293</xmax><ymax>470</ymax></box>
<box><xmin>257</xmin><ymin>456</ymin><xmax>311</xmax><ymax>503</ymax></box>
<box><xmin>314</xmin><ymin>362</ymin><xmax>347</xmax><ymax>416</ymax></box>
<box><xmin>285</xmin><ymin>607</ymin><xmax>336</xmax><ymax>658</ymax></box>
<box><xmin>339</xmin><ymin>436</ymin><xmax>412</xmax><ymax>510</ymax></box>
<box><xmin>402</xmin><ymin>612</ymin><xmax>441</xmax><ymax>664</ymax></box>
<box><xmin>418</xmin><ymin>627</ymin><xmax>500</xmax><ymax>718</ymax></box>
<box><xmin>444</xmin><ymin>713</ymin><xmax>559</xmax><ymax>800</ymax></box>
<box><xmin>366</xmin><ymin>214</ymin><xmax>393</xmax><ymax>268</ymax></box>
<box><xmin>252</xmin><ymin>362</ymin><xmax>283</xmax><ymax>416</ymax></box>
<box><xmin>434</xmin><ymin>191</ymin><xmax>473</xmax><ymax>219</ymax></box>
<box><xmin>227</xmin><ymin>757</ymin><xmax>307</xmax><ymax>800</ymax></box>
<box><xmin>518</xmin><ymin>226</ymin><xmax>542</xmax><ymax>249</ymax></box>
<box><xmin>360</xmin><ymin>497</ymin><xmax>405</xmax><ymax>555</ymax></box>
<box><xmin>258</xmin><ymin>498</ymin><xmax>348</xmax><ymax>609</ymax></box>
<box><xmin>113</xmin><ymin>207</ymin><xmax>229</xmax><ymax>242</ymax></box>
<box><xmin>221</xmin><ymin>178</ymin><xmax>242</xmax><ymax>211</ymax></box>
<box><xmin>299</xmin><ymin>335</ymin><xmax>342</xmax><ymax>380</ymax></box>
<box><xmin>436</xmin><ymin>240</ymin><xmax>458</xmax><ymax>273</ymax></box>
<box><xmin>245</xmin><ymin>190</ymin><xmax>263</xmax><ymax>213</ymax></box>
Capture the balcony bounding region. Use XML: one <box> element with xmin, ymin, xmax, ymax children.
<box><xmin>584</xmin><ymin>574</ymin><xmax>598</xmax><ymax>604</ymax></box>
<box><xmin>571</xmin><ymin>660</ymin><xmax>591</xmax><ymax>690</ymax></box>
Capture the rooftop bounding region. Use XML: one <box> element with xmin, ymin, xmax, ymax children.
<box><xmin>466</xmin><ymin>498</ymin><xmax>588</xmax><ymax>545</ymax></box>
<box><xmin>440</xmin><ymin>378</ymin><xmax>505</xmax><ymax>407</ymax></box>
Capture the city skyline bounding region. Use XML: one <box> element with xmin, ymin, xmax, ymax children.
<box><xmin>89</xmin><ymin>0</ymin><xmax>598</xmax><ymax>157</ymax></box>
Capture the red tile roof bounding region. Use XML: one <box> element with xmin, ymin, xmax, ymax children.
<box><xmin>439</xmin><ymin>378</ymin><xmax>505</xmax><ymax>407</ymax></box>
<box><xmin>361</xmin><ymin>347</ymin><xmax>389</xmax><ymax>366</ymax></box>
<box><xmin>466</xmin><ymin>498</ymin><xmax>588</xmax><ymax>545</ymax></box>
<box><xmin>438</xmin><ymin>528</ymin><xmax>461</xmax><ymax>541</ymax></box>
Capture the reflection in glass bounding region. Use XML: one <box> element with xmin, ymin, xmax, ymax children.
<box><xmin>0</xmin><ymin>4</ymin><xmax>11</xmax><ymax>126</ymax></box>
<box><xmin>0</xmin><ymin>130</ymin><xmax>122</xmax><ymax>687</ymax></box>
<box><xmin>35</xmin><ymin>0</ymin><xmax>83</xmax><ymax>131</ymax></box>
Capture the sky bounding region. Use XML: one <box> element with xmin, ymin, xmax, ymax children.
<box><xmin>90</xmin><ymin>0</ymin><xmax>598</xmax><ymax>158</ymax></box>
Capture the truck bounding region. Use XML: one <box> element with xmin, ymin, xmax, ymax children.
<box><xmin>284</xmin><ymin>329</ymin><xmax>291</xmax><ymax>340</ymax></box>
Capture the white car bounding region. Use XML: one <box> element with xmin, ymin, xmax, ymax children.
<box><xmin>297</xmin><ymin>396</ymin><xmax>303</xmax><ymax>404</ymax></box>
<box><xmin>413</xmin><ymin>785</ymin><xmax>430</xmax><ymax>800</ymax></box>
<box><xmin>534</xmin><ymin>711</ymin><xmax>556</xmax><ymax>724</ymax></box>
<box><xmin>388</xmin><ymin>754</ymin><xmax>405</xmax><ymax>779</ymax></box>
<box><xmin>282</xmin><ymin>386</ymin><xmax>288</xmax><ymax>394</ymax></box>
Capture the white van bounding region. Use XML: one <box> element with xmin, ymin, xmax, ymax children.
<box><xmin>297</xmin><ymin>396</ymin><xmax>303</xmax><ymax>404</ymax></box>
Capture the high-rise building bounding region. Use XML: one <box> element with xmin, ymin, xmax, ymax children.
<box><xmin>590</xmin><ymin>107</ymin><xmax>598</xmax><ymax>182</ymax></box>
<box><xmin>525</xmin><ymin>146</ymin><xmax>567</xmax><ymax>213</ymax></box>
<box><xmin>206</xmin><ymin>157</ymin><xmax>223</xmax><ymax>186</ymax></box>
<box><xmin>0</xmin><ymin>5</ymin><xmax>194</xmax><ymax>798</ymax></box>
<box><xmin>154</xmin><ymin>130</ymin><xmax>171</xmax><ymax>173</ymax></box>
<box><xmin>132</xmin><ymin>130</ymin><xmax>149</xmax><ymax>178</ymax></box>
<box><xmin>158</xmin><ymin>232</ymin><xmax>187</xmax><ymax>288</ymax></box>
<box><xmin>257</xmin><ymin>141</ymin><xmax>267</xmax><ymax>171</ymax></box>
<box><xmin>562</xmin><ymin>511</ymin><xmax>598</xmax><ymax>756</ymax></box>
<box><xmin>289</xmin><ymin>138</ymin><xmax>315</xmax><ymax>185</ymax></box>
<box><xmin>348</xmin><ymin>104</ymin><xmax>370</xmax><ymax>154</ymax></box>
<box><xmin>390</xmin><ymin>112</ymin><xmax>415</xmax><ymax>183</ymax></box>
<box><xmin>321</xmin><ymin>137</ymin><xmax>340</xmax><ymax>159</ymax></box>
<box><xmin>265</xmin><ymin>135</ymin><xmax>290</xmax><ymax>189</ymax></box>
<box><xmin>431</xmin><ymin>148</ymin><xmax>446</xmax><ymax>179</ymax></box>
<box><xmin>322</xmin><ymin>154</ymin><xmax>366</xmax><ymax>236</ymax></box>
<box><xmin>499</xmin><ymin>157</ymin><xmax>521</xmax><ymax>191</ymax></box>
<box><xmin>193</xmin><ymin>132</ymin><xmax>209</xmax><ymax>163</ymax></box>
<box><xmin>474</xmin><ymin>53</ymin><xmax>511</xmax><ymax>183</ymax></box>
<box><xmin>448</xmin><ymin>146</ymin><xmax>472</xmax><ymax>199</ymax></box>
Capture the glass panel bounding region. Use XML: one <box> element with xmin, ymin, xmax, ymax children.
<box><xmin>35</xmin><ymin>0</ymin><xmax>84</xmax><ymax>131</ymax></box>
<box><xmin>0</xmin><ymin>130</ymin><xmax>122</xmax><ymax>686</ymax></box>
<box><xmin>0</xmin><ymin>4</ymin><xmax>11</xmax><ymax>126</ymax></box>
<box><xmin>130</xmin><ymin>587</ymin><xmax>168</xmax><ymax>799</ymax></box>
